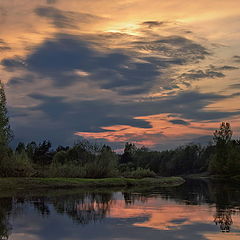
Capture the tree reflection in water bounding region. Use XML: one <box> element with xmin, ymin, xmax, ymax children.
<box><xmin>0</xmin><ymin>198</ymin><xmax>12</xmax><ymax>240</ymax></box>
<box><xmin>0</xmin><ymin>192</ymin><xmax>115</xmax><ymax>239</ymax></box>
<box><xmin>211</xmin><ymin>180</ymin><xmax>240</xmax><ymax>233</ymax></box>
<box><xmin>52</xmin><ymin>192</ymin><xmax>114</xmax><ymax>224</ymax></box>
<box><xmin>28</xmin><ymin>192</ymin><xmax>115</xmax><ymax>224</ymax></box>
<box><xmin>214</xmin><ymin>209</ymin><xmax>233</xmax><ymax>232</ymax></box>
<box><xmin>0</xmin><ymin>179</ymin><xmax>240</xmax><ymax>238</ymax></box>
<box><xmin>123</xmin><ymin>192</ymin><xmax>149</xmax><ymax>205</ymax></box>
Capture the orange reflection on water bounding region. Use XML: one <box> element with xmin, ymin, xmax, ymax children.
<box><xmin>108</xmin><ymin>196</ymin><xmax>240</xmax><ymax>238</ymax></box>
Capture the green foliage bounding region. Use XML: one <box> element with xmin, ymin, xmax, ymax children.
<box><xmin>0</xmin><ymin>145</ymin><xmax>14</xmax><ymax>177</ymax></box>
<box><xmin>48</xmin><ymin>163</ymin><xmax>86</xmax><ymax>178</ymax></box>
<box><xmin>0</xmin><ymin>146</ymin><xmax>34</xmax><ymax>177</ymax></box>
<box><xmin>32</xmin><ymin>140</ymin><xmax>52</xmax><ymax>165</ymax></box>
<box><xmin>0</xmin><ymin>197</ymin><xmax>12</xmax><ymax>240</ymax></box>
<box><xmin>53</xmin><ymin>150</ymin><xmax>68</xmax><ymax>165</ymax></box>
<box><xmin>213</xmin><ymin>122</ymin><xmax>232</xmax><ymax>145</ymax></box>
<box><xmin>85</xmin><ymin>145</ymin><xmax>117</xmax><ymax>178</ymax></box>
<box><xmin>122</xmin><ymin>167</ymin><xmax>156</xmax><ymax>179</ymax></box>
<box><xmin>49</xmin><ymin>143</ymin><xmax>117</xmax><ymax>178</ymax></box>
<box><xmin>16</xmin><ymin>142</ymin><xmax>25</xmax><ymax>153</ymax></box>
<box><xmin>209</xmin><ymin>141</ymin><xmax>240</xmax><ymax>175</ymax></box>
<box><xmin>0</xmin><ymin>81</ymin><xmax>13</xmax><ymax>146</ymax></box>
<box><xmin>118</xmin><ymin>162</ymin><xmax>136</xmax><ymax>173</ymax></box>
<box><xmin>120</xmin><ymin>142</ymin><xmax>137</xmax><ymax>164</ymax></box>
<box><xmin>209</xmin><ymin>123</ymin><xmax>240</xmax><ymax>175</ymax></box>
<box><xmin>12</xmin><ymin>151</ymin><xmax>34</xmax><ymax>177</ymax></box>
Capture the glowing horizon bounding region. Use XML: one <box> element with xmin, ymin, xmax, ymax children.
<box><xmin>1</xmin><ymin>0</ymin><xmax>240</xmax><ymax>149</ymax></box>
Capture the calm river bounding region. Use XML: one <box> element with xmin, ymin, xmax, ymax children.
<box><xmin>1</xmin><ymin>179</ymin><xmax>240</xmax><ymax>240</ymax></box>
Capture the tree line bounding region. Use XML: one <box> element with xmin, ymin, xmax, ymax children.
<box><xmin>0</xmin><ymin>80</ymin><xmax>240</xmax><ymax>178</ymax></box>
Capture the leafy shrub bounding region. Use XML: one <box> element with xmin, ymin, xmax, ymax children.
<box><xmin>53</xmin><ymin>150</ymin><xmax>68</xmax><ymax>165</ymax></box>
<box><xmin>0</xmin><ymin>145</ymin><xmax>14</xmax><ymax>177</ymax></box>
<box><xmin>48</xmin><ymin>163</ymin><xmax>86</xmax><ymax>178</ymax></box>
<box><xmin>12</xmin><ymin>151</ymin><xmax>34</xmax><ymax>177</ymax></box>
<box><xmin>85</xmin><ymin>147</ymin><xmax>118</xmax><ymax>178</ymax></box>
<box><xmin>0</xmin><ymin>147</ymin><xmax>34</xmax><ymax>177</ymax></box>
<box><xmin>122</xmin><ymin>168</ymin><xmax>156</xmax><ymax>179</ymax></box>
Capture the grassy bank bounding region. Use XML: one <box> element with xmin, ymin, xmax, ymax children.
<box><xmin>0</xmin><ymin>177</ymin><xmax>185</xmax><ymax>191</ymax></box>
<box><xmin>185</xmin><ymin>173</ymin><xmax>240</xmax><ymax>184</ymax></box>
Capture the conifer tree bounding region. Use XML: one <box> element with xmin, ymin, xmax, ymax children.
<box><xmin>0</xmin><ymin>80</ymin><xmax>13</xmax><ymax>146</ymax></box>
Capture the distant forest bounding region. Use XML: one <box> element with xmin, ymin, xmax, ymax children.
<box><xmin>1</xmin><ymin>81</ymin><xmax>240</xmax><ymax>178</ymax></box>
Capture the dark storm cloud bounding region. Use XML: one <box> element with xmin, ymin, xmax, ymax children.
<box><xmin>46</xmin><ymin>0</ymin><xmax>57</xmax><ymax>4</ymax></box>
<box><xmin>0</xmin><ymin>46</ymin><xmax>11</xmax><ymax>51</ymax></box>
<box><xmin>179</xmin><ymin>64</ymin><xmax>238</xmax><ymax>81</ymax></box>
<box><xmin>141</xmin><ymin>21</ymin><xmax>165</xmax><ymax>28</ymax></box>
<box><xmin>3</xmin><ymin>30</ymin><xmax>235</xmax><ymax>146</ymax></box>
<box><xmin>2</xmin><ymin>32</ymin><xmax>211</xmax><ymax>95</ymax></box>
<box><xmin>229</xmin><ymin>83</ymin><xmax>240</xmax><ymax>89</ymax></box>
<box><xmin>0</xmin><ymin>39</ymin><xmax>11</xmax><ymax>51</ymax></box>
<box><xmin>95</xmin><ymin>62</ymin><xmax>159</xmax><ymax>92</ymax></box>
<box><xmin>8</xmin><ymin>107</ymin><xmax>29</xmax><ymax>118</ymax></box>
<box><xmin>152</xmin><ymin>134</ymin><xmax>213</xmax><ymax>150</ymax></box>
<box><xmin>133</xmin><ymin>36</ymin><xmax>209</xmax><ymax>62</ymax></box>
<box><xmin>35</xmin><ymin>7</ymin><xmax>104</xmax><ymax>29</ymax></box>
<box><xmin>9</xmin><ymin>89</ymin><xmax>240</xmax><ymax>146</ymax></box>
<box><xmin>8</xmin><ymin>74</ymin><xmax>34</xmax><ymax>85</ymax></box>
<box><xmin>233</xmin><ymin>55</ymin><xmax>240</xmax><ymax>63</ymax></box>
<box><xmin>2</xmin><ymin>34</ymin><xmax>173</xmax><ymax>93</ymax></box>
<box><xmin>189</xmin><ymin>135</ymin><xmax>213</xmax><ymax>145</ymax></box>
<box><xmin>131</xmin><ymin>91</ymin><xmax>239</xmax><ymax>121</ymax></box>
<box><xmin>180</xmin><ymin>69</ymin><xmax>225</xmax><ymax>80</ymax></box>
<box><xmin>28</xmin><ymin>94</ymin><xmax>73</xmax><ymax>120</ymax></box>
<box><xmin>1</xmin><ymin>57</ymin><xmax>26</xmax><ymax>70</ymax></box>
<box><xmin>209</xmin><ymin>65</ymin><xmax>238</xmax><ymax>71</ymax></box>
<box><xmin>169</xmin><ymin>119</ymin><xmax>190</xmax><ymax>126</ymax></box>
<box><xmin>4</xmin><ymin>35</ymin><xmax>133</xmax><ymax>88</ymax></box>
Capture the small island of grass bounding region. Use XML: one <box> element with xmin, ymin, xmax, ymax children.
<box><xmin>0</xmin><ymin>177</ymin><xmax>185</xmax><ymax>191</ymax></box>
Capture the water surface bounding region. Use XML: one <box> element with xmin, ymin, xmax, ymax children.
<box><xmin>1</xmin><ymin>180</ymin><xmax>240</xmax><ymax>240</ymax></box>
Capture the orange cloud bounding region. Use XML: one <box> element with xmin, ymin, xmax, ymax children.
<box><xmin>75</xmin><ymin>113</ymin><xmax>240</xmax><ymax>147</ymax></box>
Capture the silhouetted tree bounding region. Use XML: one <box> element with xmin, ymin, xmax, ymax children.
<box><xmin>0</xmin><ymin>198</ymin><xmax>12</xmax><ymax>239</ymax></box>
<box><xmin>120</xmin><ymin>142</ymin><xmax>137</xmax><ymax>164</ymax></box>
<box><xmin>56</xmin><ymin>145</ymin><xmax>69</xmax><ymax>152</ymax></box>
<box><xmin>0</xmin><ymin>81</ymin><xmax>13</xmax><ymax>146</ymax></box>
<box><xmin>15</xmin><ymin>142</ymin><xmax>25</xmax><ymax>154</ymax></box>
<box><xmin>32</xmin><ymin>140</ymin><xmax>52</xmax><ymax>165</ymax></box>
<box><xmin>210</xmin><ymin>122</ymin><xmax>240</xmax><ymax>175</ymax></box>
<box><xmin>213</xmin><ymin>122</ymin><xmax>232</xmax><ymax>145</ymax></box>
<box><xmin>26</xmin><ymin>141</ymin><xmax>37</xmax><ymax>159</ymax></box>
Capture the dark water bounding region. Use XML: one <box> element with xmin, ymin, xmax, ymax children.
<box><xmin>1</xmin><ymin>180</ymin><xmax>240</xmax><ymax>240</ymax></box>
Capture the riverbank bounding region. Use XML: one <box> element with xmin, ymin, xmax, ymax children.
<box><xmin>0</xmin><ymin>177</ymin><xmax>185</xmax><ymax>191</ymax></box>
<box><xmin>184</xmin><ymin>172</ymin><xmax>240</xmax><ymax>183</ymax></box>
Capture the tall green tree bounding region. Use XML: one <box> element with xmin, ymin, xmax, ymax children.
<box><xmin>120</xmin><ymin>142</ymin><xmax>137</xmax><ymax>164</ymax></box>
<box><xmin>0</xmin><ymin>81</ymin><xmax>13</xmax><ymax>146</ymax></box>
<box><xmin>210</xmin><ymin>122</ymin><xmax>235</xmax><ymax>175</ymax></box>
<box><xmin>213</xmin><ymin>122</ymin><xmax>232</xmax><ymax>145</ymax></box>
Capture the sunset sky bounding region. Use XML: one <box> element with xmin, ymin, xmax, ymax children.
<box><xmin>1</xmin><ymin>0</ymin><xmax>240</xmax><ymax>149</ymax></box>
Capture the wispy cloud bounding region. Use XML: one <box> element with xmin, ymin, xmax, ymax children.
<box><xmin>1</xmin><ymin>0</ymin><xmax>240</xmax><ymax>148</ymax></box>
<box><xmin>35</xmin><ymin>6</ymin><xmax>105</xmax><ymax>29</ymax></box>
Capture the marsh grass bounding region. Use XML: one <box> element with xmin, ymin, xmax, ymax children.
<box><xmin>0</xmin><ymin>177</ymin><xmax>185</xmax><ymax>191</ymax></box>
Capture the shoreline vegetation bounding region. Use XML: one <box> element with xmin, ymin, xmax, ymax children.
<box><xmin>184</xmin><ymin>172</ymin><xmax>240</xmax><ymax>182</ymax></box>
<box><xmin>1</xmin><ymin>81</ymin><xmax>240</xmax><ymax>183</ymax></box>
<box><xmin>0</xmin><ymin>177</ymin><xmax>185</xmax><ymax>191</ymax></box>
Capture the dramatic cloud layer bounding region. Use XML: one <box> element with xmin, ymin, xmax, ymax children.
<box><xmin>0</xmin><ymin>0</ymin><xmax>240</xmax><ymax>149</ymax></box>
